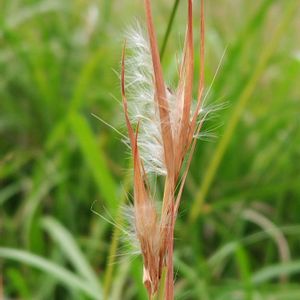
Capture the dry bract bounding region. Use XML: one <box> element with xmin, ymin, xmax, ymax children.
<box><xmin>121</xmin><ymin>0</ymin><xmax>205</xmax><ymax>298</ymax></box>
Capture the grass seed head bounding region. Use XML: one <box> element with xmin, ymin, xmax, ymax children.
<box><xmin>121</xmin><ymin>0</ymin><xmax>205</xmax><ymax>297</ymax></box>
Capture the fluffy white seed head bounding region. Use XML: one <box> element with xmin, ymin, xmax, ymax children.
<box><xmin>125</xmin><ymin>24</ymin><xmax>167</xmax><ymax>175</ymax></box>
<box><xmin>124</xmin><ymin>24</ymin><xmax>204</xmax><ymax>176</ymax></box>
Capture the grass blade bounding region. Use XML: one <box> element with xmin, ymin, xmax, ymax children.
<box><xmin>0</xmin><ymin>247</ymin><xmax>101</xmax><ymax>299</ymax></box>
<box><xmin>160</xmin><ymin>0</ymin><xmax>180</xmax><ymax>61</ymax></box>
<box><xmin>190</xmin><ymin>1</ymin><xmax>298</xmax><ymax>221</ymax></box>
<box><xmin>69</xmin><ymin>113</ymin><xmax>118</xmax><ymax>214</ymax></box>
<box><xmin>252</xmin><ymin>261</ymin><xmax>300</xmax><ymax>284</ymax></box>
<box><xmin>41</xmin><ymin>216</ymin><xmax>102</xmax><ymax>294</ymax></box>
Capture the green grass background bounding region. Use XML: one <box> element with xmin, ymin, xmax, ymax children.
<box><xmin>1</xmin><ymin>0</ymin><xmax>300</xmax><ymax>299</ymax></box>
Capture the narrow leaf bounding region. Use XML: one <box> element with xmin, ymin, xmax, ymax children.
<box><xmin>0</xmin><ymin>247</ymin><xmax>101</xmax><ymax>299</ymax></box>
<box><xmin>41</xmin><ymin>216</ymin><xmax>102</xmax><ymax>294</ymax></box>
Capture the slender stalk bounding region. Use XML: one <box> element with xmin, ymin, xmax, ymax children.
<box><xmin>166</xmin><ymin>204</ymin><xmax>175</xmax><ymax>300</ymax></box>
<box><xmin>160</xmin><ymin>0</ymin><xmax>180</xmax><ymax>61</ymax></box>
<box><xmin>162</xmin><ymin>177</ymin><xmax>176</xmax><ymax>300</ymax></box>
<box><xmin>155</xmin><ymin>267</ymin><xmax>167</xmax><ymax>300</ymax></box>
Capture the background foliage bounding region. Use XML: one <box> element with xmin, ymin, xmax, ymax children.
<box><xmin>1</xmin><ymin>0</ymin><xmax>300</xmax><ymax>299</ymax></box>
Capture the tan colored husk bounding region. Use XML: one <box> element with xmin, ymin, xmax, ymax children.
<box><xmin>121</xmin><ymin>1</ymin><xmax>205</xmax><ymax>299</ymax></box>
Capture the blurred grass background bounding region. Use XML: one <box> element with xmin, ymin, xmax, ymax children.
<box><xmin>1</xmin><ymin>0</ymin><xmax>300</xmax><ymax>299</ymax></box>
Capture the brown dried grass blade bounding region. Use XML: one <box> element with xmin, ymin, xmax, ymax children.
<box><xmin>176</xmin><ymin>0</ymin><xmax>194</xmax><ymax>170</ymax></box>
<box><xmin>121</xmin><ymin>43</ymin><xmax>148</xmax><ymax>205</ymax></box>
<box><xmin>198</xmin><ymin>0</ymin><xmax>205</xmax><ymax>103</ymax></box>
<box><xmin>133</xmin><ymin>122</ymin><xmax>149</xmax><ymax>206</ymax></box>
<box><xmin>189</xmin><ymin>0</ymin><xmax>205</xmax><ymax>144</ymax></box>
<box><xmin>144</xmin><ymin>0</ymin><xmax>174</xmax><ymax>177</ymax></box>
<box><xmin>181</xmin><ymin>0</ymin><xmax>194</xmax><ymax>131</ymax></box>
<box><xmin>175</xmin><ymin>112</ymin><xmax>209</xmax><ymax>214</ymax></box>
<box><xmin>121</xmin><ymin>42</ymin><xmax>135</xmax><ymax>148</ymax></box>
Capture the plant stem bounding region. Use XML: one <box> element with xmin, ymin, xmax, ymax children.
<box><xmin>160</xmin><ymin>0</ymin><xmax>180</xmax><ymax>61</ymax></box>
<box><xmin>154</xmin><ymin>267</ymin><xmax>167</xmax><ymax>300</ymax></box>
<box><xmin>161</xmin><ymin>177</ymin><xmax>176</xmax><ymax>300</ymax></box>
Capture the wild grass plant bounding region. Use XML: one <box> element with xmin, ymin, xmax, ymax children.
<box><xmin>120</xmin><ymin>1</ymin><xmax>206</xmax><ymax>298</ymax></box>
<box><xmin>0</xmin><ymin>0</ymin><xmax>300</xmax><ymax>299</ymax></box>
